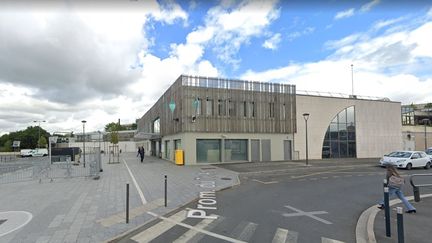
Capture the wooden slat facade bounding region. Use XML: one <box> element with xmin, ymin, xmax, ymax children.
<box><xmin>137</xmin><ymin>75</ymin><xmax>297</xmax><ymax>136</ymax></box>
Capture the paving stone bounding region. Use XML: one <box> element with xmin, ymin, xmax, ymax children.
<box><xmin>0</xmin><ymin>153</ymin><xmax>239</xmax><ymax>242</ymax></box>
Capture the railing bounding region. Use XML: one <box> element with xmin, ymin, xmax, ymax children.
<box><xmin>297</xmin><ymin>90</ymin><xmax>390</xmax><ymax>101</ymax></box>
<box><xmin>409</xmin><ymin>174</ymin><xmax>432</xmax><ymax>201</ymax></box>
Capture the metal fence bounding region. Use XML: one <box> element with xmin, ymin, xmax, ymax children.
<box><xmin>0</xmin><ymin>148</ymin><xmax>101</xmax><ymax>184</ymax></box>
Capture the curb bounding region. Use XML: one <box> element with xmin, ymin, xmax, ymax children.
<box><xmin>355</xmin><ymin>193</ymin><xmax>432</xmax><ymax>243</ymax></box>
<box><xmin>105</xmin><ymin>168</ymin><xmax>241</xmax><ymax>242</ymax></box>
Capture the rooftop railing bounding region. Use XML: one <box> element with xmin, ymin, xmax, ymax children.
<box><xmin>181</xmin><ymin>75</ymin><xmax>295</xmax><ymax>94</ymax></box>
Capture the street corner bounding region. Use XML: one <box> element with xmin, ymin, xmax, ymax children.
<box><xmin>0</xmin><ymin>211</ymin><xmax>33</xmax><ymax>237</ymax></box>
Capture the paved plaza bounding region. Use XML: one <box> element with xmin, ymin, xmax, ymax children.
<box><xmin>0</xmin><ymin>153</ymin><xmax>239</xmax><ymax>242</ymax></box>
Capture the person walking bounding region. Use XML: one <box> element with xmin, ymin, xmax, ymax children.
<box><xmin>378</xmin><ymin>163</ymin><xmax>416</xmax><ymax>213</ymax></box>
<box><xmin>137</xmin><ymin>146</ymin><xmax>145</xmax><ymax>163</ymax></box>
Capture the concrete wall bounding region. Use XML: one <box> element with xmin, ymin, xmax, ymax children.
<box><xmin>402</xmin><ymin>126</ymin><xmax>432</xmax><ymax>151</ymax></box>
<box><xmin>161</xmin><ymin>132</ymin><xmax>293</xmax><ymax>165</ymax></box>
<box><xmin>295</xmin><ymin>95</ymin><xmax>402</xmax><ymax>159</ymax></box>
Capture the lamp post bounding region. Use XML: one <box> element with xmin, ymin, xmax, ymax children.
<box><xmin>303</xmin><ymin>113</ymin><xmax>310</xmax><ymax>166</ymax></box>
<box><xmin>98</xmin><ymin>130</ymin><xmax>103</xmax><ymax>172</ymax></box>
<box><xmin>82</xmin><ymin>120</ymin><xmax>87</xmax><ymax>168</ymax></box>
<box><xmin>422</xmin><ymin>118</ymin><xmax>430</xmax><ymax>150</ymax></box>
<box><xmin>33</xmin><ymin>120</ymin><xmax>46</xmax><ymax>148</ymax></box>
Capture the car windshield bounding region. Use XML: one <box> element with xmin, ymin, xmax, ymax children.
<box><xmin>386</xmin><ymin>151</ymin><xmax>412</xmax><ymax>158</ymax></box>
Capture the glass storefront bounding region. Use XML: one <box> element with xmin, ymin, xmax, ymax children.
<box><xmin>322</xmin><ymin>106</ymin><xmax>356</xmax><ymax>158</ymax></box>
<box><xmin>197</xmin><ymin>139</ymin><xmax>221</xmax><ymax>163</ymax></box>
<box><xmin>224</xmin><ymin>139</ymin><xmax>248</xmax><ymax>161</ymax></box>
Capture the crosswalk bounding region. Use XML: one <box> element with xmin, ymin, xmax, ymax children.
<box><xmin>130</xmin><ymin>210</ymin><xmax>346</xmax><ymax>243</ymax></box>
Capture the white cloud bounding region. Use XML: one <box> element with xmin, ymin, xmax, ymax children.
<box><xmin>263</xmin><ymin>33</ymin><xmax>281</xmax><ymax>50</ymax></box>
<box><xmin>241</xmin><ymin>12</ymin><xmax>432</xmax><ymax>105</ymax></box>
<box><xmin>189</xmin><ymin>0</ymin><xmax>280</xmax><ymax>67</ymax></box>
<box><xmin>360</xmin><ymin>0</ymin><xmax>380</xmax><ymax>13</ymax></box>
<box><xmin>334</xmin><ymin>8</ymin><xmax>355</xmax><ymax>20</ymax></box>
<box><xmin>287</xmin><ymin>27</ymin><xmax>315</xmax><ymax>41</ymax></box>
<box><xmin>0</xmin><ymin>1</ymin><xmax>190</xmax><ymax>134</ymax></box>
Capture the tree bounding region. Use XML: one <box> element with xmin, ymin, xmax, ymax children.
<box><xmin>38</xmin><ymin>136</ymin><xmax>48</xmax><ymax>148</ymax></box>
<box><xmin>110</xmin><ymin>131</ymin><xmax>119</xmax><ymax>144</ymax></box>
<box><xmin>0</xmin><ymin>126</ymin><xmax>50</xmax><ymax>149</ymax></box>
<box><xmin>105</xmin><ymin>122</ymin><xmax>125</xmax><ymax>132</ymax></box>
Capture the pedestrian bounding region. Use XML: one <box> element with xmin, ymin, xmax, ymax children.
<box><xmin>137</xmin><ymin>146</ymin><xmax>145</xmax><ymax>163</ymax></box>
<box><xmin>377</xmin><ymin>163</ymin><xmax>416</xmax><ymax>213</ymax></box>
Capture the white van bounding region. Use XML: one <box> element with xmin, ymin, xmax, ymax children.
<box><xmin>32</xmin><ymin>148</ymin><xmax>48</xmax><ymax>157</ymax></box>
<box><xmin>20</xmin><ymin>149</ymin><xmax>33</xmax><ymax>157</ymax></box>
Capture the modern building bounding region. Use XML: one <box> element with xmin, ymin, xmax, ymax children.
<box><xmin>136</xmin><ymin>75</ymin><xmax>402</xmax><ymax>165</ymax></box>
<box><xmin>401</xmin><ymin>103</ymin><xmax>432</xmax><ymax>151</ymax></box>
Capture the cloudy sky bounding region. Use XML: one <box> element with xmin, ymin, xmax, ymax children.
<box><xmin>1</xmin><ymin>0</ymin><xmax>432</xmax><ymax>135</ymax></box>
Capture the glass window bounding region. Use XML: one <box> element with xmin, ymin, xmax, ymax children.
<box><xmin>174</xmin><ymin>139</ymin><xmax>182</xmax><ymax>150</ymax></box>
<box><xmin>153</xmin><ymin>118</ymin><xmax>160</xmax><ymax>134</ymax></box>
<box><xmin>347</xmin><ymin>106</ymin><xmax>355</xmax><ymax>123</ymax></box>
<box><xmin>164</xmin><ymin>140</ymin><xmax>170</xmax><ymax>159</ymax></box>
<box><xmin>206</xmin><ymin>99</ymin><xmax>213</xmax><ymax>116</ymax></box>
<box><xmin>322</xmin><ymin>106</ymin><xmax>356</xmax><ymax>159</ymax></box>
<box><xmin>228</xmin><ymin>100</ymin><xmax>236</xmax><ymax>117</ymax></box>
<box><xmin>224</xmin><ymin>139</ymin><xmax>248</xmax><ymax>161</ymax></box>
<box><xmin>269</xmin><ymin>102</ymin><xmax>275</xmax><ymax>118</ymax></box>
<box><xmin>197</xmin><ymin>139</ymin><xmax>221</xmax><ymax>163</ymax></box>
<box><xmin>249</xmin><ymin>102</ymin><xmax>255</xmax><ymax>117</ymax></box>
<box><xmin>218</xmin><ymin>99</ymin><xmax>225</xmax><ymax>116</ymax></box>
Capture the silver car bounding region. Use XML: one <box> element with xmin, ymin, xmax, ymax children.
<box><xmin>379</xmin><ymin>151</ymin><xmax>431</xmax><ymax>170</ymax></box>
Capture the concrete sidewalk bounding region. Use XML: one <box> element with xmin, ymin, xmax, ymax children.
<box><xmin>0</xmin><ymin>153</ymin><xmax>239</xmax><ymax>243</ymax></box>
<box><xmin>356</xmin><ymin>192</ymin><xmax>432</xmax><ymax>243</ymax></box>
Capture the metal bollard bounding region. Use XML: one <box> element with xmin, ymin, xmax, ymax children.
<box><xmin>126</xmin><ymin>183</ymin><xmax>129</xmax><ymax>223</ymax></box>
<box><xmin>384</xmin><ymin>187</ymin><xmax>391</xmax><ymax>237</ymax></box>
<box><xmin>397</xmin><ymin>207</ymin><xmax>404</xmax><ymax>243</ymax></box>
<box><xmin>164</xmin><ymin>175</ymin><xmax>167</xmax><ymax>207</ymax></box>
<box><xmin>413</xmin><ymin>186</ymin><xmax>420</xmax><ymax>202</ymax></box>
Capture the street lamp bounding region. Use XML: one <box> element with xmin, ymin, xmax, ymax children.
<box><xmin>82</xmin><ymin>120</ymin><xmax>87</xmax><ymax>168</ymax></box>
<box><xmin>302</xmin><ymin>113</ymin><xmax>310</xmax><ymax>166</ymax></box>
<box><xmin>98</xmin><ymin>130</ymin><xmax>103</xmax><ymax>172</ymax></box>
<box><xmin>422</xmin><ymin>118</ymin><xmax>430</xmax><ymax>150</ymax></box>
<box><xmin>33</xmin><ymin>120</ymin><xmax>46</xmax><ymax>148</ymax></box>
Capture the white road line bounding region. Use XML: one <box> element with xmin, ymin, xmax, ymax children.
<box><xmin>173</xmin><ymin>216</ymin><xmax>216</xmax><ymax>243</ymax></box>
<box><xmin>232</xmin><ymin>221</ymin><xmax>258</xmax><ymax>241</ymax></box>
<box><xmin>283</xmin><ymin>211</ymin><xmax>327</xmax><ymax>217</ymax></box>
<box><xmin>146</xmin><ymin>211</ymin><xmax>246</xmax><ymax>243</ymax></box>
<box><xmin>123</xmin><ymin>158</ymin><xmax>246</xmax><ymax>243</ymax></box>
<box><xmin>252</xmin><ymin>179</ymin><xmax>279</xmax><ymax>184</ymax></box>
<box><xmin>284</xmin><ymin>205</ymin><xmax>332</xmax><ymax>225</ymax></box>
<box><xmin>122</xmin><ymin>158</ymin><xmax>147</xmax><ymax>204</ymax></box>
<box><xmin>132</xmin><ymin>210</ymin><xmax>187</xmax><ymax>242</ymax></box>
<box><xmin>271</xmin><ymin>228</ymin><xmax>298</xmax><ymax>243</ymax></box>
<box><xmin>321</xmin><ymin>237</ymin><xmax>345</xmax><ymax>243</ymax></box>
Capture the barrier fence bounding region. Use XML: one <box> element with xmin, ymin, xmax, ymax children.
<box><xmin>0</xmin><ymin>148</ymin><xmax>101</xmax><ymax>184</ymax></box>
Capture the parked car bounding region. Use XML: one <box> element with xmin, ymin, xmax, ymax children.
<box><xmin>426</xmin><ymin>147</ymin><xmax>432</xmax><ymax>162</ymax></box>
<box><xmin>379</xmin><ymin>151</ymin><xmax>431</xmax><ymax>170</ymax></box>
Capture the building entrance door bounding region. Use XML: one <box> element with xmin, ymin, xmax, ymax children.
<box><xmin>262</xmin><ymin>140</ymin><xmax>271</xmax><ymax>161</ymax></box>
<box><xmin>251</xmin><ymin>139</ymin><xmax>260</xmax><ymax>162</ymax></box>
<box><xmin>284</xmin><ymin>140</ymin><xmax>292</xmax><ymax>160</ymax></box>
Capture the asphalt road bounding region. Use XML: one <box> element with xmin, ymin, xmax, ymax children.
<box><xmin>119</xmin><ymin>159</ymin><xmax>432</xmax><ymax>243</ymax></box>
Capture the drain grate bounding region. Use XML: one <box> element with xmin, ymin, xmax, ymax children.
<box><xmin>0</xmin><ymin>219</ymin><xmax>7</xmax><ymax>225</ymax></box>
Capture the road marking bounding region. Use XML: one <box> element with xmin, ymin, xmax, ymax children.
<box><xmin>322</xmin><ymin>237</ymin><xmax>345</xmax><ymax>243</ymax></box>
<box><xmin>272</xmin><ymin>228</ymin><xmax>298</xmax><ymax>243</ymax></box>
<box><xmin>231</xmin><ymin>221</ymin><xmax>258</xmax><ymax>241</ymax></box>
<box><xmin>290</xmin><ymin>167</ymin><xmax>355</xmax><ymax>179</ymax></box>
<box><xmin>122</xmin><ymin>158</ymin><xmax>147</xmax><ymax>204</ymax></box>
<box><xmin>284</xmin><ymin>211</ymin><xmax>328</xmax><ymax>217</ymax></box>
<box><xmin>0</xmin><ymin>211</ymin><xmax>33</xmax><ymax>237</ymax></box>
<box><xmin>252</xmin><ymin>179</ymin><xmax>279</xmax><ymax>184</ymax></box>
<box><xmin>132</xmin><ymin>210</ymin><xmax>187</xmax><ymax>242</ymax></box>
<box><xmin>123</xmin><ymin>158</ymin><xmax>247</xmax><ymax>243</ymax></box>
<box><xmin>173</xmin><ymin>216</ymin><xmax>216</xmax><ymax>243</ymax></box>
<box><xmin>284</xmin><ymin>205</ymin><xmax>332</xmax><ymax>225</ymax></box>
